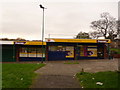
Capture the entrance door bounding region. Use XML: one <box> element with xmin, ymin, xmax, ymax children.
<box><xmin>48</xmin><ymin>46</ymin><xmax>66</xmax><ymax>61</ymax></box>
<box><xmin>75</xmin><ymin>46</ymin><xmax>81</xmax><ymax>60</ymax></box>
<box><xmin>48</xmin><ymin>51</ymin><xmax>66</xmax><ymax>61</ymax></box>
<box><xmin>76</xmin><ymin>45</ymin><xmax>87</xmax><ymax>59</ymax></box>
<box><xmin>97</xmin><ymin>45</ymin><xmax>104</xmax><ymax>59</ymax></box>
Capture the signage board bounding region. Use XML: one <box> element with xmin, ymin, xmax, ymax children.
<box><xmin>97</xmin><ymin>40</ymin><xmax>109</xmax><ymax>43</ymax></box>
<box><xmin>14</xmin><ymin>41</ymin><xmax>46</xmax><ymax>45</ymax></box>
<box><xmin>15</xmin><ymin>42</ymin><xmax>26</xmax><ymax>44</ymax></box>
<box><xmin>46</xmin><ymin>38</ymin><xmax>111</xmax><ymax>43</ymax></box>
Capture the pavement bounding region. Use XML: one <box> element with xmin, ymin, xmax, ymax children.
<box><xmin>31</xmin><ymin>59</ymin><xmax>119</xmax><ymax>88</ymax></box>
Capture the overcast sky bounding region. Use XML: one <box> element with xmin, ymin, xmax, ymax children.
<box><xmin>1</xmin><ymin>0</ymin><xmax>119</xmax><ymax>40</ymax></box>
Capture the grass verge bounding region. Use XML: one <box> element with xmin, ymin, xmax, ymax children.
<box><xmin>76</xmin><ymin>71</ymin><xmax>119</xmax><ymax>88</ymax></box>
<box><xmin>2</xmin><ymin>63</ymin><xmax>45</xmax><ymax>88</ymax></box>
<box><xmin>110</xmin><ymin>48</ymin><xmax>120</xmax><ymax>54</ymax></box>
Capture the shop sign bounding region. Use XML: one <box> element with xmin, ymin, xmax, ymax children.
<box><xmin>97</xmin><ymin>40</ymin><xmax>109</xmax><ymax>43</ymax></box>
<box><xmin>14</xmin><ymin>42</ymin><xmax>26</xmax><ymax>44</ymax></box>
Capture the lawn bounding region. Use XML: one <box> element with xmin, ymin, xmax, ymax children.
<box><xmin>76</xmin><ymin>71</ymin><xmax>119</xmax><ymax>88</ymax></box>
<box><xmin>2</xmin><ymin>63</ymin><xmax>45</xmax><ymax>88</ymax></box>
<box><xmin>110</xmin><ymin>48</ymin><xmax>120</xmax><ymax>54</ymax></box>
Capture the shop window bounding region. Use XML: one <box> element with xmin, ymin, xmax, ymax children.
<box><xmin>87</xmin><ymin>46</ymin><xmax>97</xmax><ymax>57</ymax></box>
<box><xmin>19</xmin><ymin>47</ymin><xmax>45</xmax><ymax>58</ymax></box>
<box><xmin>66</xmin><ymin>46</ymin><xmax>74</xmax><ymax>58</ymax></box>
<box><xmin>20</xmin><ymin>47</ymin><xmax>28</xmax><ymax>57</ymax></box>
<box><xmin>49</xmin><ymin>46</ymin><xmax>57</xmax><ymax>51</ymax></box>
<box><xmin>49</xmin><ymin>46</ymin><xmax>66</xmax><ymax>51</ymax></box>
<box><xmin>79</xmin><ymin>45</ymin><xmax>97</xmax><ymax>57</ymax></box>
<box><xmin>49</xmin><ymin>46</ymin><xmax>74</xmax><ymax>58</ymax></box>
<box><xmin>57</xmin><ymin>46</ymin><xmax>66</xmax><ymax>51</ymax></box>
<box><xmin>36</xmin><ymin>48</ymin><xmax>45</xmax><ymax>57</ymax></box>
<box><xmin>28</xmin><ymin>48</ymin><xmax>36</xmax><ymax>57</ymax></box>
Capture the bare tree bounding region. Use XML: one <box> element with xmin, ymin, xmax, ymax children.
<box><xmin>117</xmin><ymin>20</ymin><xmax>120</xmax><ymax>39</ymax></box>
<box><xmin>90</xmin><ymin>12</ymin><xmax>118</xmax><ymax>41</ymax></box>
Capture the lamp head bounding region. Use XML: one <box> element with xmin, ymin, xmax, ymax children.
<box><xmin>39</xmin><ymin>4</ymin><xmax>44</xmax><ymax>8</ymax></box>
<box><xmin>39</xmin><ymin>4</ymin><xmax>47</xmax><ymax>9</ymax></box>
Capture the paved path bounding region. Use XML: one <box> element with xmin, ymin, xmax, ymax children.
<box><xmin>31</xmin><ymin>59</ymin><xmax>118</xmax><ymax>88</ymax></box>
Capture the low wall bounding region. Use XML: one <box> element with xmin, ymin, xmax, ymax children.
<box><xmin>113</xmin><ymin>54</ymin><xmax>120</xmax><ymax>58</ymax></box>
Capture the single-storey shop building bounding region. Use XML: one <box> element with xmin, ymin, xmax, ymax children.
<box><xmin>1</xmin><ymin>38</ymin><xmax>111</xmax><ymax>62</ymax></box>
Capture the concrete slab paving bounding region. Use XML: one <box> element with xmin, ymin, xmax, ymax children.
<box><xmin>31</xmin><ymin>59</ymin><xmax>118</xmax><ymax>88</ymax></box>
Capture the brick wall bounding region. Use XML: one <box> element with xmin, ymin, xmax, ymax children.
<box><xmin>113</xmin><ymin>54</ymin><xmax>120</xmax><ymax>58</ymax></box>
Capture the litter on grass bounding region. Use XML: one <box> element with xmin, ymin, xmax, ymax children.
<box><xmin>96</xmin><ymin>82</ymin><xmax>103</xmax><ymax>85</ymax></box>
<box><xmin>21</xmin><ymin>78</ymin><xmax>23</xmax><ymax>80</ymax></box>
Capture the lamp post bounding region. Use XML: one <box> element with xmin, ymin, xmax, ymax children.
<box><xmin>39</xmin><ymin>4</ymin><xmax>46</xmax><ymax>63</ymax></box>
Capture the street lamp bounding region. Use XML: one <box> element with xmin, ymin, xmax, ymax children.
<box><xmin>39</xmin><ymin>4</ymin><xmax>47</xmax><ymax>63</ymax></box>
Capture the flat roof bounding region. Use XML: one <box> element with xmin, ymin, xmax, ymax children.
<box><xmin>0</xmin><ymin>41</ymin><xmax>14</xmax><ymax>44</ymax></box>
<box><xmin>14</xmin><ymin>41</ymin><xmax>47</xmax><ymax>45</ymax></box>
<box><xmin>1</xmin><ymin>39</ymin><xmax>111</xmax><ymax>45</ymax></box>
<box><xmin>1</xmin><ymin>41</ymin><xmax>46</xmax><ymax>45</ymax></box>
<box><xmin>45</xmin><ymin>38</ymin><xmax>111</xmax><ymax>43</ymax></box>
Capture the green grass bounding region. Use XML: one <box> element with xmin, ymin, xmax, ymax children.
<box><xmin>2</xmin><ymin>63</ymin><xmax>45</xmax><ymax>88</ymax></box>
<box><xmin>64</xmin><ymin>62</ymin><xmax>79</xmax><ymax>64</ymax></box>
<box><xmin>0</xmin><ymin>63</ymin><xmax>2</xmax><ymax>88</ymax></box>
<box><xmin>110</xmin><ymin>48</ymin><xmax>120</xmax><ymax>54</ymax></box>
<box><xmin>76</xmin><ymin>71</ymin><xmax>119</xmax><ymax>88</ymax></box>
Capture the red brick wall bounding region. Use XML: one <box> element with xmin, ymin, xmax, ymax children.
<box><xmin>113</xmin><ymin>54</ymin><xmax>120</xmax><ymax>58</ymax></box>
<box><xmin>104</xmin><ymin>44</ymin><xmax>108</xmax><ymax>58</ymax></box>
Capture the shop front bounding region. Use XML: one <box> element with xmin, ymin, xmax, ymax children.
<box><xmin>47</xmin><ymin>44</ymin><xmax>75</xmax><ymax>60</ymax></box>
<box><xmin>46</xmin><ymin>39</ymin><xmax>111</xmax><ymax>60</ymax></box>
<box><xmin>1</xmin><ymin>39</ymin><xmax>111</xmax><ymax>62</ymax></box>
<box><xmin>76</xmin><ymin>44</ymin><xmax>98</xmax><ymax>59</ymax></box>
<box><xmin>14</xmin><ymin>41</ymin><xmax>46</xmax><ymax>61</ymax></box>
